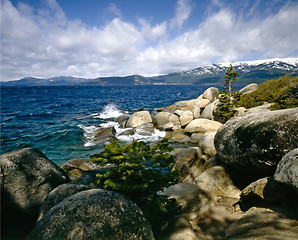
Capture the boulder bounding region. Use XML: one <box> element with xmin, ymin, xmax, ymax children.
<box><xmin>27</xmin><ymin>189</ymin><xmax>154</xmax><ymax>240</ymax></box>
<box><xmin>0</xmin><ymin>148</ymin><xmax>69</xmax><ymax>239</ymax></box>
<box><xmin>174</xmin><ymin>110</ymin><xmax>194</xmax><ymax>127</ymax></box>
<box><xmin>198</xmin><ymin>132</ymin><xmax>217</xmax><ymax>157</ymax></box>
<box><xmin>202</xmin><ymin>87</ymin><xmax>219</xmax><ymax>102</ymax></box>
<box><xmin>239</xmin><ymin>83</ymin><xmax>258</xmax><ymax>95</ymax></box>
<box><xmin>196</xmin><ymin>95</ymin><xmax>211</xmax><ymax>108</ymax></box>
<box><xmin>274</xmin><ymin>148</ymin><xmax>298</xmax><ymax>191</ymax></box>
<box><xmin>118</xmin><ymin>128</ymin><xmax>136</xmax><ymax>136</ymax></box>
<box><xmin>214</xmin><ymin>108</ymin><xmax>298</xmax><ymax>173</ymax></box>
<box><xmin>38</xmin><ymin>183</ymin><xmax>91</xmax><ymax>220</ymax></box>
<box><xmin>191</xmin><ymin>107</ymin><xmax>201</xmax><ymax>119</ymax></box>
<box><xmin>190</xmin><ymin>133</ymin><xmax>204</xmax><ymax>143</ymax></box>
<box><xmin>162</xmin><ymin>183</ymin><xmax>214</xmax><ymax>216</ymax></box>
<box><xmin>153</xmin><ymin>112</ymin><xmax>171</xmax><ymax>129</ymax></box>
<box><xmin>61</xmin><ymin>158</ymin><xmax>99</xmax><ymax>182</ymax></box>
<box><xmin>194</xmin><ymin>166</ymin><xmax>240</xmax><ymax>199</ymax></box>
<box><xmin>200</xmin><ymin>101</ymin><xmax>217</xmax><ymax>120</ymax></box>
<box><xmin>185</xmin><ymin>119</ymin><xmax>222</xmax><ymax>134</ymax></box>
<box><xmin>93</xmin><ymin>126</ymin><xmax>116</xmax><ymax>139</ymax></box>
<box><xmin>172</xmin><ymin>147</ymin><xmax>206</xmax><ymax>183</ymax></box>
<box><xmin>126</xmin><ymin>111</ymin><xmax>153</xmax><ymax>128</ymax></box>
<box><xmin>225</xmin><ymin>207</ymin><xmax>298</xmax><ymax>239</ymax></box>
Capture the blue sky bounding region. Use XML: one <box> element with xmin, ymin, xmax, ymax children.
<box><xmin>1</xmin><ymin>0</ymin><xmax>298</xmax><ymax>81</ymax></box>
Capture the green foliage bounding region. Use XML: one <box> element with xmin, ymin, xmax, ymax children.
<box><xmin>218</xmin><ymin>64</ymin><xmax>240</xmax><ymax>122</ymax></box>
<box><xmin>236</xmin><ymin>75</ymin><xmax>298</xmax><ymax>110</ymax></box>
<box><xmin>91</xmin><ymin>139</ymin><xmax>180</xmax><ymax>236</ymax></box>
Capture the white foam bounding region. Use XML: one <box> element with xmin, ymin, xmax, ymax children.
<box><xmin>117</xmin><ymin>128</ymin><xmax>166</xmax><ymax>142</ymax></box>
<box><xmin>94</xmin><ymin>103</ymin><xmax>125</xmax><ymax>119</ymax></box>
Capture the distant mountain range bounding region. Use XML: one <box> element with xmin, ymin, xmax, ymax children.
<box><xmin>2</xmin><ymin>58</ymin><xmax>298</xmax><ymax>86</ymax></box>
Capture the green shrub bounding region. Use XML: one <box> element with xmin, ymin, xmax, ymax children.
<box><xmin>91</xmin><ymin>139</ymin><xmax>180</xmax><ymax>236</ymax></box>
<box><xmin>236</xmin><ymin>75</ymin><xmax>298</xmax><ymax>110</ymax></box>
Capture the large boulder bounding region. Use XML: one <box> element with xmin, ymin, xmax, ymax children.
<box><xmin>194</xmin><ymin>166</ymin><xmax>240</xmax><ymax>199</ymax></box>
<box><xmin>239</xmin><ymin>83</ymin><xmax>258</xmax><ymax>95</ymax></box>
<box><xmin>172</xmin><ymin>147</ymin><xmax>206</xmax><ymax>183</ymax></box>
<box><xmin>198</xmin><ymin>132</ymin><xmax>217</xmax><ymax>157</ymax></box>
<box><xmin>214</xmin><ymin>108</ymin><xmax>298</xmax><ymax>173</ymax></box>
<box><xmin>0</xmin><ymin>148</ymin><xmax>69</xmax><ymax>239</ymax></box>
<box><xmin>225</xmin><ymin>207</ymin><xmax>298</xmax><ymax>239</ymax></box>
<box><xmin>274</xmin><ymin>148</ymin><xmax>298</xmax><ymax>191</ymax></box>
<box><xmin>38</xmin><ymin>183</ymin><xmax>91</xmax><ymax>220</ymax></box>
<box><xmin>126</xmin><ymin>111</ymin><xmax>153</xmax><ymax>128</ymax></box>
<box><xmin>174</xmin><ymin>110</ymin><xmax>194</xmax><ymax>127</ymax></box>
<box><xmin>202</xmin><ymin>87</ymin><xmax>219</xmax><ymax>102</ymax></box>
<box><xmin>27</xmin><ymin>189</ymin><xmax>154</xmax><ymax>240</ymax></box>
<box><xmin>185</xmin><ymin>119</ymin><xmax>222</xmax><ymax>134</ymax></box>
<box><xmin>153</xmin><ymin>112</ymin><xmax>171</xmax><ymax>129</ymax></box>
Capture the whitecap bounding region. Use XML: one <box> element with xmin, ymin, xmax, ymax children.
<box><xmin>94</xmin><ymin>103</ymin><xmax>125</xmax><ymax>119</ymax></box>
<box><xmin>78</xmin><ymin>124</ymin><xmax>99</xmax><ymax>139</ymax></box>
<box><xmin>117</xmin><ymin>128</ymin><xmax>166</xmax><ymax>143</ymax></box>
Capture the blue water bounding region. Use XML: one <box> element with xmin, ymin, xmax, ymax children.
<box><xmin>1</xmin><ymin>85</ymin><xmax>225</xmax><ymax>165</ymax></box>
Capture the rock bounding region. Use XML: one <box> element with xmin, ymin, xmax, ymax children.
<box><xmin>61</xmin><ymin>158</ymin><xmax>99</xmax><ymax>182</ymax></box>
<box><xmin>194</xmin><ymin>166</ymin><xmax>240</xmax><ymax>199</ymax></box>
<box><xmin>0</xmin><ymin>148</ymin><xmax>69</xmax><ymax>239</ymax></box>
<box><xmin>200</xmin><ymin>100</ymin><xmax>218</xmax><ymax>120</ymax></box>
<box><xmin>202</xmin><ymin>87</ymin><xmax>219</xmax><ymax>102</ymax></box>
<box><xmin>244</xmin><ymin>102</ymin><xmax>273</xmax><ymax>115</ymax></box>
<box><xmin>153</xmin><ymin>112</ymin><xmax>171</xmax><ymax>129</ymax></box>
<box><xmin>170</xmin><ymin>132</ymin><xmax>192</xmax><ymax>143</ymax></box>
<box><xmin>239</xmin><ymin>83</ymin><xmax>258</xmax><ymax>95</ymax></box>
<box><xmin>195</xmin><ymin>97</ymin><xmax>210</xmax><ymax>108</ymax></box>
<box><xmin>198</xmin><ymin>132</ymin><xmax>217</xmax><ymax>157</ymax></box>
<box><xmin>118</xmin><ymin>128</ymin><xmax>136</xmax><ymax>136</ymax></box>
<box><xmin>162</xmin><ymin>183</ymin><xmax>214</xmax><ymax>216</ymax></box>
<box><xmin>225</xmin><ymin>207</ymin><xmax>298</xmax><ymax>239</ymax></box>
<box><xmin>174</xmin><ymin>110</ymin><xmax>194</xmax><ymax>127</ymax></box>
<box><xmin>38</xmin><ymin>183</ymin><xmax>91</xmax><ymax>220</ymax></box>
<box><xmin>191</xmin><ymin>107</ymin><xmax>201</xmax><ymax>119</ymax></box>
<box><xmin>164</xmin><ymin>216</ymin><xmax>199</xmax><ymax>240</ymax></box>
<box><xmin>115</xmin><ymin>114</ymin><xmax>130</xmax><ymax>124</ymax></box>
<box><xmin>233</xmin><ymin>107</ymin><xmax>246</xmax><ymax>117</ymax></box>
<box><xmin>190</xmin><ymin>133</ymin><xmax>204</xmax><ymax>143</ymax></box>
<box><xmin>274</xmin><ymin>148</ymin><xmax>298</xmax><ymax>191</ymax></box>
<box><xmin>214</xmin><ymin>108</ymin><xmax>298</xmax><ymax>173</ymax></box>
<box><xmin>239</xmin><ymin>176</ymin><xmax>298</xmax><ymax>215</ymax></box>
<box><xmin>169</xmin><ymin>113</ymin><xmax>181</xmax><ymax>127</ymax></box>
<box><xmin>126</xmin><ymin>110</ymin><xmax>153</xmax><ymax>128</ymax></box>
<box><xmin>91</xmin><ymin>135</ymin><xmax>118</xmax><ymax>144</ymax></box>
<box><xmin>27</xmin><ymin>189</ymin><xmax>154</xmax><ymax>240</ymax></box>
<box><xmin>93</xmin><ymin>126</ymin><xmax>116</xmax><ymax>139</ymax></box>
<box><xmin>172</xmin><ymin>148</ymin><xmax>206</xmax><ymax>183</ymax></box>
<box><xmin>185</xmin><ymin>119</ymin><xmax>222</xmax><ymax>134</ymax></box>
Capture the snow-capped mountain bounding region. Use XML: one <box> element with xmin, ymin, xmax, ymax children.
<box><xmin>169</xmin><ymin>57</ymin><xmax>298</xmax><ymax>84</ymax></box>
<box><xmin>2</xmin><ymin>58</ymin><xmax>298</xmax><ymax>86</ymax></box>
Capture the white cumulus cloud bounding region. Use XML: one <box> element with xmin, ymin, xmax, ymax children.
<box><xmin>1</xmin><ymin>0</ymin><xmax>298</xmax><ymax>81</ymax></box>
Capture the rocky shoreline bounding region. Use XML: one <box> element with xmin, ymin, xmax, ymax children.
<box><xmin>1</xmin><ymin>84</ymin><xmax>298</xmax><ymax>240</ymax></box>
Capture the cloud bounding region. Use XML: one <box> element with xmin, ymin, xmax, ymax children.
<box><xmin>107</xmin><ymin>3</ymin><xmax>122</xmax><ymax>18</ymax></box>
<box><xmin>170</xmin><ymin>0</ymin><xmax>193</xmax><ymax>29</ymax></box>
<box><xmin>1</xmin><ymin>0</ymin><xmax>298</xmax><ymax>81</ymax></box>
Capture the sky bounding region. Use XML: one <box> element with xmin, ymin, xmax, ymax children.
<box><xmin>1</xmin><ymin>0</ymin><xmax>298</xmax><ymax>81</ymax></box>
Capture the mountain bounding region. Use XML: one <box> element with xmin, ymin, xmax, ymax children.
<box><xmin>2</xmin><ymin>58</ymin><xmax>298</xmax><ymax>86</ymax></box>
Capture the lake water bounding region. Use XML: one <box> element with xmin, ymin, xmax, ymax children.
<box><xmin>1</xmin><ymin>85</ymin><xmax>230</xmax><ymax>165</ymax></box>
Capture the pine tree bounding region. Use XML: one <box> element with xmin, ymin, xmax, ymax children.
<box><xmin>218</xmin><ymin>64</ymin><xmax>239</xmax><ymax>122</ymax></box>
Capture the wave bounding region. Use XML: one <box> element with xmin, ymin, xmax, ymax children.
<box><xmin>93</xmin><ymin>103</ymin><xmax>125</xmax><ymax>119</ymax></box>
